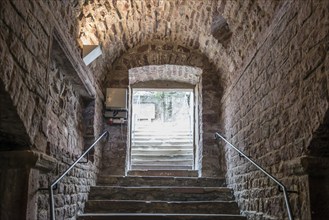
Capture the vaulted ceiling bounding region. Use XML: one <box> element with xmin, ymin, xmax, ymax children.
<box><xmin>75</xmin><ymin>0</ymin><xmax>284</xmax><ymax>83</ymax></box>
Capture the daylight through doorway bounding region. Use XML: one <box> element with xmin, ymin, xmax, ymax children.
<box><xmin>130</xmin><ymin>89</ymin><xmax>194</xmax><ymax>170</ymax></box>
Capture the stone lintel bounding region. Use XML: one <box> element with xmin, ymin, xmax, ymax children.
<box><xmin>0</xmin><ymin>150</ymin><xmax>56</xmax><ymax>171</ymax></box>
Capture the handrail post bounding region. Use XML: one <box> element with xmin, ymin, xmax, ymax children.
<box><xmin>49</xmin><ymin>130</ymin><xmax>109</xmax><ymax>220</ymax></box>
<box><xmin>215</xmin><ymin>132</ymin><xmax>294</xmax><ymax>220</ymax></box>
<box><xmin>283</xmin><ymin>186</ymin><xmax>294</xmax><ymax>220</ymax></box>
<box><xmin>49</xmin><ymin>186</ymin><xmax>55</xmax><ymax>220</ymax></box>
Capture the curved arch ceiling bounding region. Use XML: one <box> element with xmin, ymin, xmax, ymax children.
<box><xmin>77</xmin><ymin>0</ymin><xmax>284</xmax><ymax>80</ymax></box>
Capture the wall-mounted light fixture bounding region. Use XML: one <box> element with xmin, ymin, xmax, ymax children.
<box><xmin>82</xmin><ymin>45</ymin><xmax>102</xmax><ymax>65</ymax></box>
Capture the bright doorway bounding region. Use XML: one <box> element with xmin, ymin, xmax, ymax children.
<box><xmin>130</xmin><ymin>88</ymin><xmax>195</xmax><ymax>170</ymax></box>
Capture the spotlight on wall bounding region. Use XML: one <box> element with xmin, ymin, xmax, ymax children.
<box><xmin>82</xmin><ymin>45</ymin><xmax>102</xmax><ymax>65</ymax></box>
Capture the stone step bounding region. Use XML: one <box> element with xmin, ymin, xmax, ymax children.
<box><xmin>134</xmin><ymin>127</ymin><xmax>191</xmax><ymax>132</ymax></box>
<box><xmin>132</xmin><ymin>129</ymin><xmax>192</xmax><ymax>137</ymax></box>
<box><xmin>132</xmin><ymin>152</ymin><xmax>193</xmax><ymax>157</ymax></box>
<box><xmin>133</xmin><ymin>131</ymin><xmax>190</xmax><ymax>134</ymax></box>
<box><xmin>131</xmin><ymin>138</ymin><xmax>193</xmax><ymax>145</ymax></box>
<box><xmin>133</xmin><ymin>131</ymin><xmax>191</xmax><ymax>134</ymax></box>
<box><xmin>133</xmin><ymin>136</ymin><xmax>192</xmax><ymax>139</ymax></box>
<box><xmin>131</xmin><ymin>154</ymin><xmax>193</xmax><ymax>162</ymax></box>
<box><xmin>133</xmin><ymin>140</ymin><xmax>192</xmax><ymax>144</ymax></box>
<box><xmin>131</xmin><ymin>152</ymin><xmax>193</xmax><ymax>160</ymax></box>
<box><xmin>131</xmin><ymin>149</ymin><xmax>193</xmax><ymax>154</ymax></box>
<box><xmin>131</xmin><ymin>165</ymin><xmax>193</xmax><ymax>170</ymax></box>
<box><xmin>84</xmin><ymin>200</ymin><xmax>240</xmax><ymax>214</ymax></box>
<box><xmin>132</xmin><ymin>146</ymin><xmax>193</xmax><ymax>150</ymax></box>
<box><xmin>132</xmin><ymin>152</ymin><xmax>193</xmax><ymax>158</ymax></box>
<box><xmin>97</xmin><ymin>176</ymin><xmax>226</xmax><ymax>187</ymax></box>
<box><xmin>82</xmin><ymin>175</ymin><xmax>245</xmax><ymax>220</ymax></box>
<box><xmin>132</xmin><ymin>140</ymin><xmax>193</xmax><ymax>145</ymax></box>
<box><xmin>133</xmin><ymin>137</ymin><xmax>191</xmax><ymax>140</ymax></box>
<box><xmin>131</xmin><ymin>159</ymin><xmax>193</xmax><ymax>165</ymax></box>
<box><xmin>78</xmin><ymin>213</ymin><xmax>246</xmax><ymax>220</ymax></box>
<box><xmin>127</xmin><ymin>169</ymin><xmax>198</xmax><ymax>177</ymax></box>
<box><xmin>89</xmin><ymin>186</ymin><xmax>234</xmax><ymax>201</ymax></box>
<box><xmin>131</xmin><ymin>145</ymin><xmax>193</xmax><ymax>149</ymax></box>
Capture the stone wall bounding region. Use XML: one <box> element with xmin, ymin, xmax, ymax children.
<box><xmin>78</xmin><ymin>0</ymin><xmax>284</xmax><ymax>84</ymax></box>
<box><xmin>36</xmin><ymin>58</ymin><xmax>97</xmax><ymax>219</ymax></box>
<box><xmin>0</xmin><ymin>0</ymin><xmax>50</xmax><ymax>151</ymax></box>
<box><xmin>78</xmin><ymin>0</ymin><xmax>233</xmax><ymax>80</ymax></box>
<box><xmin>38</xmin><ymin>162</ymin><xmax>98</xmax><ymax>219</ymax></box>
<box><xmin>221</xmin><ymin>1</ymin><xmax>329</xmax><ymax>219</ymax></box>
<box><xmin>1</xmin><ymin>0</ymin><xmax>328</xmax><ymax>219</ymax></box>
<box><xmin>0</xmin><ymin>0</ymin><xmax>103</xmax><ymax>219</ymax></box>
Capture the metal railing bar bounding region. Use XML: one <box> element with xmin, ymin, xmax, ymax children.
<box><xmin>78</xmin><ymin>152</ymin><xmax>89</xmax><ymax>164</ymax></box>
<box><xmin>215</xmin><ymin>132</ymin><xmax>294</xmax><ymax>220</ymax></box>
<box><xmin>49</xmin><ymin>130</ymin><xmax>109</xmax><ymax>220</ymax></box>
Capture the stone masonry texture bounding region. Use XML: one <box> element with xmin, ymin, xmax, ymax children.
<box><xmin>0</xmin><ymin>0</ymin><xmax>328</xmax><ymax>220</ymax></box>
<box><xmin>0</xmin><ymin>0</ymin><xmax>104</xmax><ymax>219</ymax></box>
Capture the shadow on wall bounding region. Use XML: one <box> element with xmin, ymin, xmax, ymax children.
<box><xmin>0</xmin><ymin>80</ymin><xmax>31</xmax><ymax>151</ymax></box>
<box><xmin>306</xmin><ymin>108</ymin><xmax>329</xmax><ymax>219</ymax></box>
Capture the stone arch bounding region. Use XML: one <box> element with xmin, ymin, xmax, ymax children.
<box><xmin>129</xmin><ymin>65</ymin><xmax>202</xmax><ymax>85</ymax></box>
<box><xmin>102</xmin><ymin>41</ymin><xmax>226</xmax><ymax>177</ymax></box>
<box><xmin>0</xmin><ymin>80</ymin><xmax>31</xmax><ymax>151</ymax></box>
<box><xmin>104</xmin><ymin>41</ymin><xmax>219</xmax><ymax>87</ymax></box>
<box><xmin>128</xmin><ymin>64</ymin><xmax>203</xmax><ymax>172</ymax></box>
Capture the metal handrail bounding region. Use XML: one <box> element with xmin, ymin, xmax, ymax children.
<box><xmin>49</xmin><ymin>130</ymin><xmax>109</xmax><ymax>220</ymax></box>
<box><xmin>215</xmin><ymin>132</ymin><xmax>294</xmax><ymax>220</ymax></box>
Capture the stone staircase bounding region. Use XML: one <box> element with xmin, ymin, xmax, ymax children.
<box><xmin>78</xmin><ymin>171</ymin><xmax>246</xmax><ymax>220</ymax></box>
<box><xmin>131</xmin><ymin>122</ymin><xmax>194</xmax><ymax>170</ymax></box>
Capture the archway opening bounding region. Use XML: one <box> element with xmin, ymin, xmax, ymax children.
<box><xmin>127</xmin><ymin>65</ymin><xmax>202</xmax><ymax>172</ymax></box>
<box><xmin>131</xmin><ymin>88</ymin><xmax>194</xmax><ymax>170</ymax></box>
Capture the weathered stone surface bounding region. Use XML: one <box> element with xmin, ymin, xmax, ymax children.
<box><xmin>1</xmin><ymin>0</ymin><xmax>328</xmax><ymax>219</ymax></box>
<box><xmin>0</xmin><ymin>0</ymin><xmax>103</xmax><ymax>219</ymax></box>
<box><xmin>78</xmin><ymin>0</ymin><xmax>283</xmax><ymax>81</ymax></box>
<box><xmin>220</xmin><ymin>1</ymin><xmax>329</xmax><ymax>219</ymax></box>
<box><xmin>129</xmin><ymin>65</ymin><xmax>202</xmax><ymax>85</ymax></box>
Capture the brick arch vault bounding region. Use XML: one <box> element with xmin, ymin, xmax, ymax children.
<box><xmin>100</xmin><ymin>41</ymin><xmax>226</xmax><ymax>178</ymax></box>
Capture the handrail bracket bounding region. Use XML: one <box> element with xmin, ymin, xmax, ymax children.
<box><xmin>278</xmin><ymin>186</ymin><xmax>298</xmax><ymax>194</ymax></box>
